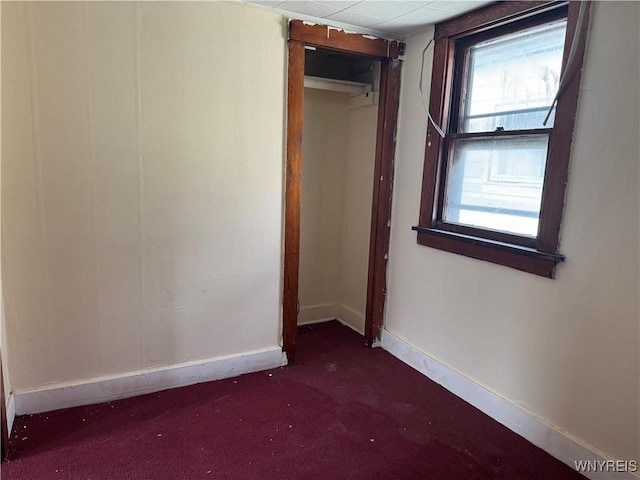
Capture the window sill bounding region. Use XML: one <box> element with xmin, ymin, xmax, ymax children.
<box><xmin>411</xmin><ymin>226</ymin><xmax>565</xmax><ymax>278</ymax></box>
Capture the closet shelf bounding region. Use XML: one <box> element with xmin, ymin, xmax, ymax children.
<box><xmin>304</xmin><ymin>75</ymin><xmax>372</xmax><ymax>95</ymax></box>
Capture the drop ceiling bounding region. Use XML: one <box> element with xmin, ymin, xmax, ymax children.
<box><xmin>241</xmin><ymin>0</ymin><xmax>493</xmax><ymax>39</ymax></box>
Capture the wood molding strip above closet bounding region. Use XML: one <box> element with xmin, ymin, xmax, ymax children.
<box><xmin>289</xmin><ymin>20</ymin><xmax>404</xmax><ymax>59</ymax></box>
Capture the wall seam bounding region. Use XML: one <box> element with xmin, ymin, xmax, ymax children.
<box><xmin>84</xmin><ymin>3</ymin><xmax>104</xmax><ymax>373</ymax></box>
<box><xmin>134</xmin><ymin>3</ymin><xmax>147</xmax><ymax>368</ymax></box>
<box><xmin>25</xmin><ymin>3</ymin><xmax>55</xmax><ymax>388</ymax></box>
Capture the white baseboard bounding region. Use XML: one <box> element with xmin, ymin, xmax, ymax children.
<box><xmin>298</xmin><ymin>304</ymin><xmax>337</xmax><ymax>326</ymax></box>
<box><xmin>381</xmin><ymin>329</ymin><xmax>639</xmax><ymax>480</ymax></box>
<box><xmin>7</xmin><ymin>392</ymin><xmax>15</xmax><ymax>436</ymax></box>
<box><xmin>336</xmin><ymin>303</ymin><xmax>365</xmax><ymax>335</ymax></box>
<box><xmin>298</xmin><ymin>302</ymin><xmax>365</xmax><ymax>336</ymax></box>
<box><xmin>14</xmin><ymin>346</ymin><xmax>286</xmax><ymax>416</ymax></box>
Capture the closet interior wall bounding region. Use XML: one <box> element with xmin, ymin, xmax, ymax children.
<box><xmin>298</xmin><ymin>53</ymin><xmax>380</xmax><ymax>335</ymax></box>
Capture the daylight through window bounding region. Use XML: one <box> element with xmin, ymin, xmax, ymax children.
<box><xmin>413</xmin><ymin>2</ymin><xmax>590</xmax><ymax>278</ymax></box>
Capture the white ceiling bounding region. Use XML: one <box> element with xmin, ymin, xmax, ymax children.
<box><xmin>242</xmin><ymin>0</ymin><xmax>493</xmax><ymax>39</ymax></box>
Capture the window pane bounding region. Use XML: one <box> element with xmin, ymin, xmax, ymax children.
<box><xmin>461</xmin><ymin>20</ymin><xmax>567</xmax><ymax>133</ymax></box>
<box><xmin>443</xmin><ymin>136</ymin><xmax>549</xmax><ymax>236</ymax></box>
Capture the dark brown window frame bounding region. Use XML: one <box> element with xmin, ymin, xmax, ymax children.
<box><xmin>413</xmin><ymin>1</ymin><xmax>590</xmax><ymax>278</ymax></box>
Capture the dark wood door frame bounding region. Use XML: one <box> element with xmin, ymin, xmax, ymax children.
<box><xmin>283</xmin><ymin>21</ymin><xmax>404</xmax><ymax>363</ymax></box>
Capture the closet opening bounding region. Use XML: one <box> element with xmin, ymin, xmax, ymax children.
<box><xmin>283</xmin><ymin>22</ymin><xmax>403</xmax><ymax>364</ymax></box>
<box><xmin>298</xmin><ymin>48</ymin><xmax>379</xmax><ymax>343</ymax></box>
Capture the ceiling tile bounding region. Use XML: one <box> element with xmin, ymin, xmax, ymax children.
<box><xmin>427</xmin><ymin>0</ymin><xmax>489</xmax><ymax>11</ymax></box>
<box><xmin>326</xmin><ymin>9</ymin><xmax>387</xmax><ymax>27</ymax></box>
<box><xmin>345</xmin><ymin>1</ymin><xmax>428</xmax><ymax>21</ymax></box>
<box><xmin>242</xmin><ymin>0</ymin><xmax>494</xmax><ymax>39</ymax></box>
<box><xmin>319</xmin><ymin>0</ymin><xmax>362</xmax><ymax>9</ymax></box>
<box><xmin>248</xmin><ymin>0</ymin><xmax>285</xmax><ymax>6</ymax></box>
<box><xmin>276</xmin><ymin>0</ymin><xmax>341</xmax><ymax>18</ymax></box>
<box><xmin>388</xmin><ymin>5</ymin><xmax>455</xmax><ymax>25</ymax></box>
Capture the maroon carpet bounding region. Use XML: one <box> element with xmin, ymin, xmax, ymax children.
<box><xmin>3</xmin><ymin>321</ymin><xmax>584</xmax><ymax>479</ymax></box>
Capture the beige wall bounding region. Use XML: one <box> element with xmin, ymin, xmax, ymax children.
<box><xmin>2</xmin><ymin>1</ymin><xmax>286</xmax><ymax>392</ymax></box>
<box><xmin>299</xmin><ymin>88</ymin><xmax>377</xmax><ymax>333</ymax></box>
<box><xmin>299</xmin><ymin>89</ymin><xmax>348</xmax><ymax>316</ymax></box>
<box><xmin>386</xmin><ymin>1</ymin><xmax>639</xmax><ymax>462</ymax></box>
<box><xmin>339</xmin><ymin>101</ymin><xmax>377</xmax><ymax>330</ymax></box>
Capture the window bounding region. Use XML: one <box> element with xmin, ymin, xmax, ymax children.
<box><xmin>413</xmin><ymin>1</ymin><xmax>590</xmax><ymax>278</ymax></box>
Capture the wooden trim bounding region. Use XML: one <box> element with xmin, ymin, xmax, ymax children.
<box><xmin>283</xmin><ymin>40</ymin><xmax>305</xmax><ymax>365</ymax></box>
<box><xmin>364</xmin><ymin>58</ymin><xmax>402</xmax><ymax>346</ymax></box>
<box><xmin>414</xmin><ymin>227</ymin><xmax>563</xmax><ymax>278</ymax></box>
<box><xmin>538</xmin><ymin>0</ymin><xmax>591</xmax><ymax>252</ymax></box>
<box><xmin>289</xmin><ymin>20</ymin><xmax>403</xmax><ymax>59</ymax></box>
<box><xmin>1</xmin><ymin>356</ymin><xmax>8</xmax><ymax>462</ymax></box>
<box><xmin>365</xmin><ymin>63</ymin><xmax>389</xmax><ymax>346</ymax></box>
<box><xmin>447</xmin><ymin>129</ymin><xmax>553</xmax><ymax>140</ymax></box>
<box><xmin>419</xmin><ymin>38</ymin><xmax>451</xmax><ymax>226</ymax></box>
<box><xmin>435</xmin><ymin>1</ymin><xmax>563</xmax><ymax>39</ymax></box>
